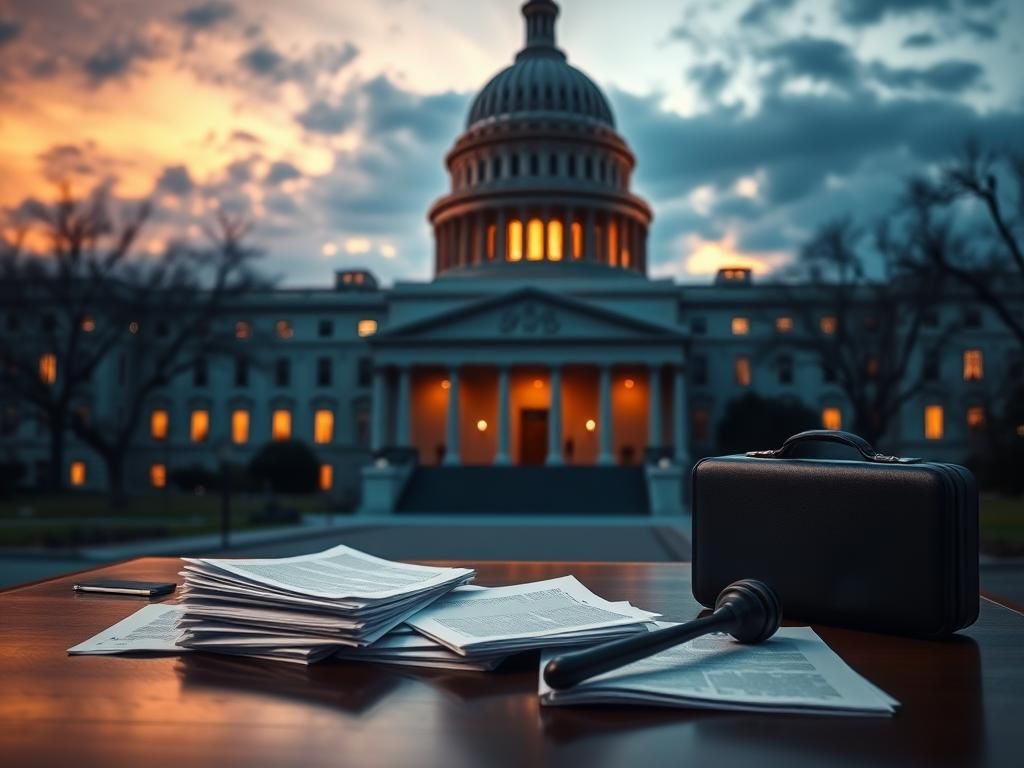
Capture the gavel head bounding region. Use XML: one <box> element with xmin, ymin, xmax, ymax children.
<box><xmin>714</xmin><ymin>579</ymin><xmax>782</xmax><ymax>644</ymax></box>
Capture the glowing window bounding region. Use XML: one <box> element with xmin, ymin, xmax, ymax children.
<box><xmin>319</xmin><ymin>464</ymin><xmax>334</xmax><ymax>492</ymax></box>
<box><xmin>963</xmin><ymin>349</ymin><xmax>984</xmax><ymax>381</ymax></box>
<box><xmin>358</xmin><ymin>320</ymin><xmax>378</xmax><ymax>338</ymax></box>
<box><xmin>272</xmin><ymin>409</ymin><xmax>292</xmax><ymax>442</ymax></box>
<box><xmin>547</xmin><ymin>220</ymin><xmax>563</xmax><ymax>261</ymax></box>
<box><xmin>608</xmin><ymin>220</ymin><xmax>619</xmax><ymax>266</ymax></box>
<box><xmin>527</xmin><ymin>219</ymin><xmax>545</xmax><ymax>261</ymax></box>
<box><xmin>572</xmin><ymin>222</ymin><xmax>583</xmax><ymax>260</ymax></box>
<box><xmin>735</xmin><ymin>357</ymin><xmax>752</xmax><ymax>387</ymax></box>
<box><xmin>314</xmin><ymin>410</ymin><xmax>334</xmax><ymax>445</ymax></box>
<box><xmin>821</xmin><ymin>316</ymin><xmax>837</xmax><ymax>335</ymax></box>
<box><xmin>236</xmin><ymin>321</ymin><xmax>252</xmax><ymax>340</ymax></box>
<box><xmin>507</xmin><ymin>220</ymin><xmax>523</xmax><ymax>262</ymax></box>
<box><xmin>276</xmin><ymin>320</ymin><xmax>294</xmax><ymax>339</ymax></box>
<box><xmin>69</xmin><ymin>461</ymin><xmax>86</xmax><ymax>487</ymax></box>
<box><xmin>924</xmin><ymin>405</ymin><xmax>944</xmax><ymax>440</ymax></box>
<box><xmin>39</xmin><ymin>354</ymin><xmax>57</xmax><ymax>384</ymax></box>
<box><xmin>151</xmin><ymin>409</ymin><xmax>169</xmax><ymax>441</ymax></box>
<box><xmin>150</xmin><ymin>463</ymin><xmax>167</xmax><ymax>489</ymax></box>
<box><xmin>776</xmin><ymin>317</ymin><xmax>794</xmax><ymax>334</ymax></box>
<box><xmin>731</xmin><ymin>317</ymin><xmax>750</xmax><ymax>336</ymax></box>
<box><xmin>486</xmin><ymin>224</ymin><xmax>496</xmax><ymax>261</ymax></box>
<box><xmin>190</xmin><ymin>410</ymin><xmax>210</xmax><ymax>443</ymax></box>
<box><xmin>81</xmin><ymin>315</ymin><xmax>96</xmax><ymax>332</ymax></box>
<box><xmin>822</xmin><ymin>407</ymin><xmax>842</xmax><ymax>431</ymax></box>
<box><xmin>966</xmin><ymin>406</ymin><xmax>985</xmax><ymax>429</ymax></box>
<box><xmin>231</xmin><ymin>410</ymin><xmax>250</xmax><ymax>445</ymax></box>
<box><xmin>622</xmin><ymin>247</ymin><xmax>631</xmax><ymax>269</ymax></box>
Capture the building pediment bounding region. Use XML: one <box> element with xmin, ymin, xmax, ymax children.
<box><xmin>374</xmin><ymin>287</ymin><xmax>680</xmax><ymax>344</ymax></box>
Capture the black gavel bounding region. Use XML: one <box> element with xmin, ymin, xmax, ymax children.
<box><xmin>543</xmin><ymin>579</ymin><xmax>782</xmax><ymax>690</ymax></box>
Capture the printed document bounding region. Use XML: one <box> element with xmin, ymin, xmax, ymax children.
<box><xmin>68</xmin><ymin>604</ymin><xmax>187</xmax><ymax>655</ymax></box>
<box><xmin>539</xmin><ymin>626</ymin><xmax>899</xmax><ymax>716</ymax></box>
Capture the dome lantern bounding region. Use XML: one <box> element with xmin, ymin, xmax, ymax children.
<box><xmin>519</xmin><ymin>0</ymin><xmax>563</xmax><ymax>60</ymax></box>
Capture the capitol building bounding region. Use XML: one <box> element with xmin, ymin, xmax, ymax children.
<box><xmin>5</xmin><ymin>0</ymin><xmax>1015</xmax><ymax>513</ymax></box>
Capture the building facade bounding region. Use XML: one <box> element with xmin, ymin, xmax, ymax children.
<box><xmin>2</xmin><ymin>0</ymin><xmax>1021</xmax><ymax>505</ymax></box>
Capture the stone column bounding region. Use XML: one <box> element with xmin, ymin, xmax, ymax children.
<box><xmin>459</xmin><ymin>217</ymin><xmax>470</xmax><ymax>268</ymax></box>
<box><xmin>495</xmin><ymin>366</ymin><xmax>511</xmax><ymax>466</ymax></box>
<box><xmin>370</xmin><ymin>366</ymin><xmax>386</xmax><ymax>454</ymax></box>
<box><xmin>542</xmin><ymin>207</ymin><xmax>551</xmax><ymax>260</ymax></box>
<box><xmin>563</xmin><ymin>208</ymin><xmax>573</xmax><ymax>260</ymax></box>
<box><xmin>496</xmin><ymin>209</ymin><xmax>507</xmax><ymax>262</ymax></box>
<box><xmin>547</xmin><ymin>366</ymin><xmax>563</xmax><ymax>465</ymax></box>
<box><xmin>648</xmin><ymin>363</ymin><xmax>661</xmax><ymax>454</ymax></box>
<box><xmin>396</xmin><ymin>366</ymin><xmax>411</xmax><ymax>447</ymax></box>
<box><xmin>475</xmin><ymin>212</ymin><xmax>486</xmax><ymax>266</ymax></box>
<box><xmin>585</xmin><ymin>209</ymin><xmax>596</xmax><ymax>263</ymax></box>
<box><xmin>673</xmin><ymin>365</ymin><xmax>689</xmax><ymax>467</ymax></box>
<box><xmin>444</xmin><ymin>366</ymin><xmax>461</xmax><ymax>466</ymax></box>
<box><xmin>598</xmin><ymin>364</ymin><xmax>614</xmax><ymax>465</ymax></box>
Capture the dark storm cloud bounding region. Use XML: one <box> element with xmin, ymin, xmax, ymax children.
<box><xmin>0</xmin><ymin>20</ymin><xmax>20</xmax><ymax>46</ymax></box>
<box><xmin>238</xmin><ymin>44</ymin><xmax>285</xmax><ymax>77</ymax></box>
<box><xmin>739</xmin><ymin>0</ymin><xmax>797</xmax><ymax>27</ymax></box>
<box><xmin>82</xmin><ymin>37</ymin><xmax>156</xmax><ymax>85</ymax></box>
<box><xmin>296</xmin><ymin>97</ymin><xmax>357</xmax><ymax>134</ymax></box>
<box><xmin>177</xmin><ymin>1</ymin><xmax>237</xmax><ymax>30</ymax></box>
<box><xmin>902</xmin><ymin>32</ymin><xmax>938</xmax><ymax>47</ymax></box>
<box><xmin>156</xmin><ymin>165</ymin><xmax>194</xmax><ymax>196</ymax></box>
<box><xmin>238</xmin><ymin>41</ymin><xmax>358</xmax><ymax>86</ymax></box>
<box><xmin>361</xmin><ymin>76</ymin><xmax>467</xmax><ymax>144</ymax></box>
<box><xmin>835</xmin><ymin>0</ymin><xmax>953</xmax><ymax>26</ymax></box>
<box><xmin>688</xmin><ymin>62</ymin><xmax>732</xmax><ymax>101</ymax></box>
<box><xmin>265</xmin><ymin>161</ymin><xmax>302</xmax><ymax>185</ymax></box>
<box><xmin>869</xmin><ymin>59</ymin><xmax>984</xmax><ymax>93</ymax></box>
<box><xmin>766</xmin><ymin>37</ymin><xmax>861</xmax><ymax>89</ymax></box>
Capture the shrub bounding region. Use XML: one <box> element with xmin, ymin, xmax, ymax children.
<box><xmin>247</xmin><ymin>441</ymin><xmax>321</xmax><ymax>495</ymax></box>
<box><xmin>168</xmin><ymin>464</ymin><xmax>219</xmax><ymax>493</ymax></box>
<box><xmin>716</xmin><ymin>393</ymin><xmax>819</xmax><ymax>455</ymax></box>
<box><xmin>0</xmin><ymin>458</ymin><xmax>26</xmax><ymax>498</ymax></box>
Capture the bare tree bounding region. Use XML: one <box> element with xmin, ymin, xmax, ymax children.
<box><xmin>771</xmin><ymin>218</ymin><xmax>957</xmax><ymax>447</ymax></box>
<box><xmin>0</xmin><ymin>185</ymin><xmax>150</xmax><ymax>491</ymax></box>
<box><xmin>65</xmin><ymin>215</ymin><xmax>266</xmax><ymax>507</ymax></box>
<box><xmin>904</xmin><ymin>140</ymin><xmax>1024</xmax><ymax>348</ymax></box>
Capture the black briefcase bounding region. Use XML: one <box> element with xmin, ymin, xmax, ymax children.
<box><xmin>691</xmin><ymin>430</ymin><xmax>978</xmax><ymax>638</ymax></box>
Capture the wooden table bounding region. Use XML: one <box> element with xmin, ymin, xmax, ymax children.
<box><xmin>2</xmin><ymin>559</ymin><xmax>1022</xmax><ymax>768</ymax></box>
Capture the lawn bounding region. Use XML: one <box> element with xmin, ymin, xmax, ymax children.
<box><xmin>979</xmin><ymin>493</ymin><xmax>1024</xmax><ymax>557</ymax></box>
<box><xmin>0</xmin><ymin>492</ymin><xmax>348</xmax><ymax>548</ymax></box>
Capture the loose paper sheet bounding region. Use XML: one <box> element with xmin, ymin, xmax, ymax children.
<box><xmin>67</xmin><ymin>604</ymin><xmax>187</xmax><ymax>655</ymax></box>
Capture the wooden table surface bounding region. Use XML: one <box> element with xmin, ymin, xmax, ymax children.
<box><xmin>1</xmin><ymin>558</ymin><xmax>1022</xmax><ymax>768</ymax></box>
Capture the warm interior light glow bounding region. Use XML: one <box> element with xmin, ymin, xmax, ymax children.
<box><xmin>925</xmin><ymin>405</ymin><xmax>944</xmax><ymax>440</ymax></box>
<box><xmin>507</xmin><ymin>220</ymin><xmax>523</xmax><ymax>262</ymax></box>
<box><xmin>441</xmin><ymin>380</ymin><xmax>451</xmax><ymax>390</ymax></box>
<box><xmin>128</xmin><ymin>321</ymin><xmax>140</xmax><ymax>334</ymax></box>
<box><xmin>735</xmin><ymin>357</ymin><xmax>752</xmax><ymax>387</ymax></box>
<box><xmin>276</xmin><ymin>320</ymin><xmax>294</xmax><ymax>339</ymax></box>
<box><xmin>547</xmin><ymin>220</ymin><xmax>563</xmax><ymax>261</ymax></box>
<box><xmin>572</xmin><ymin>222</ymin><xmax>583</xmax><ymax>260</ymax></box>
<box><xmin>486</xmin><ymin>224</ymin><xmax>497</xmax><ymax>261</ymax></box>
<box><xmin>150</xmin><ymin>463</ymin><xmax>167</xmax><ymax>489</ymax></box>
<box><xmin>39</xmin><ymin>354</ymin><xmax>57</xmax><ymax>384</ymax></box>
<box><xmin>314</xmin><ymin>410</ymin><xmax>334</xmax><ymax>444</ymax></box>
<box><xmin>731</xmin><ymin>317</ymin><xmax>750</xmax><ymax>336</ymax></box>
<box><xmin>476</xmin><ymin>419</ymin><xmax>488</xmax><ymax>432</ymax></box>
<box><xmin>624</xmin><ymin>378</ymin><xmax>635</xmax><ymax>390</ymax></box>
<box><xmin>820</xmin><ymin>316</ymin><xmax>837</xmax><ymax>335</ymax></box>
<box><xmin>319</xmin><ymin>464</ymin><xmax>333</xmax><ymax>492</ymax></box>
<box><xmin>81</xmin><ymin>315</ymin><xmax>96</xmax><ymax>332</ymax></box>
<box><xmin>151</xmin><ymin>409</ymin><xmax>169</xmax><ymax>441</ymax></box>
<box><xmin>967</xmin><ymin>406</ymin><xmax>985</xmax><ymax>429</ymax></box>
<box><xmin>607</xmin><ymin>220</ymin><xmax>619</xmax><ymax>266</ymax></box>
<box><xmin>963</xmin><ymin>349</ymin><xmax>984</xmax><ymax>381</ymax></box>
<box><xmin>621</xmin><ymin>247</ymin><xmax>631</xmax><ymax>269</ymax></box>
<box><xmin>232</xmin><ymin>409</ymin><xmax>250</xmax><ymax>445</ymax></box>
<box><xmin>272</xmin><ymin>409</ymin><xmax>292</xmax><ymax>441</ymax></box>
<box><xmin>69</xmin><ymin>461</ymin><xmax>86</xmax><ymax>487</ymax></box>
<box><xmin>585</xmin><ymin>419</ymin><xmax>597</xmax><ymax>432</ymax></box>
<box><xmin>822</xmin><ymin>407</ymin><xmax>842</xmax><ymax>431</ymax></box>
<box><xmin>776</xmin><ymin>316</ymin><xmax>794</xmax><ymax>334</ymax></box>
<box><xmin>190</xmin><ymin>410</ymin><xmax>210</xmax><ymax>443</ymax></box>
<box><xmin>235</xmin><ymin>321</ymin><xmax>252</xmax><ymax>340</ymax></box>
<box><xmin>358</xmin><ymin>319</ymin><xmax>378</xmax><ymax>338</ymax></box>
<box><xmin>533</xmin><ymin>379</ymin><xmax>544</xmax><ymax>389</ymax></box>
<box><xmin>527</xmin><ymin>218</ymin><xmax>545</xmax><ymax>261</ymax></box>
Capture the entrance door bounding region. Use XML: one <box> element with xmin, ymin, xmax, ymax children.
<box><xmin>519</xmin><ymin>409</ymin><xmax>549</xmax><ymax>466</ymax></box>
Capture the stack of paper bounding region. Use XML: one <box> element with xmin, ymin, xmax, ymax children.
<box><xmin>177</xmin><ymin>545</ymin><xmax>475</xmax><ymax>664</ymax></box>
<box><xmin>406</xmin><ymin>576</ymin><xmax>659</xmax><ymax>660</ymax></box>
<box><xmin>539</xmin><ymin>626</ymin><xmax>899</xmax><ymax>716</ymax></box>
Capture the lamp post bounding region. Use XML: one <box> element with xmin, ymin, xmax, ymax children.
<box><xmin>216</xmin><ymin>440</ymin><xmax>233</xmax><ymax>551</ymax></box>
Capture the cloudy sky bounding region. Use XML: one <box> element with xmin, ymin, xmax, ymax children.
<box><xmin>0</xmin><ymin>0</ymin><xmax>1021</xmax><ymax>285</ymax></box>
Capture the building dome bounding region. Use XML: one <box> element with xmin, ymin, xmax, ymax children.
<box><xmin>428</xmin><ymin>0</ymin><xmax>652</xmax><ymax>279</ymax></box>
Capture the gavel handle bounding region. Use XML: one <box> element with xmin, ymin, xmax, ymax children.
<box><xmin>543</xmin><ymin>609</ymin><xmax>735</xmax><ymax>690</ymax></box>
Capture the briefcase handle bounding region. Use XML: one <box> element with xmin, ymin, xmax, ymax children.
<box><xmin>747</xmin><ymin>430</ymin><xmax>920</xmax><ymax>464</ymax></box>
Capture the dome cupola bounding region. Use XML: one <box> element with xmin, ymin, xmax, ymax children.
<box><xmin>428</xmin><ymin>0</ymin><xmax>652</xmax><ymax>279</ymax></box>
